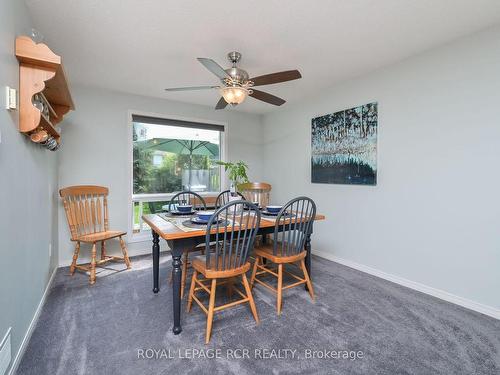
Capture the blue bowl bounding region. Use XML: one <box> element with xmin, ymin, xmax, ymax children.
<box><xmin>266</xmin><ymin>205</ymin><xmax>282</xmax><ymax>214</ymax></box>
<box><xmin>197</xmin><ymin>211</ymin><xmax>215</xmax><ymax>221</ymax></box>
<box><xmin>177</xmin><ymin>204</ymin><xmax>193</xmax><ymax>213</ymax></box>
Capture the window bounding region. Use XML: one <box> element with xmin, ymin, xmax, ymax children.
<box><xmin>131</xmin><ymin>114</ymin><xmax>225</xmax><ymax>235</ymax></box>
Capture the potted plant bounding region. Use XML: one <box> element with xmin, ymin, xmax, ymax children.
<box><xmin>216</xmin><ymin>160</ymin><xmax>249</xmax><ymax>196</ymax></box>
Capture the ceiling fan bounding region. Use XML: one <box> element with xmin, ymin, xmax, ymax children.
<box><xmin>164</xmin><ymin>51</ymin><xmax>301</xmax><ymax>109</ymax></box>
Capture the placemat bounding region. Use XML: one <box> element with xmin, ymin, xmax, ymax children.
<box><xmin>181</xmin><ymin>219</ymin><xmax>230</xmax><ymax>230</ymax></box>
<box><xmin>158</xmin><ymin>213</ymin><xmax>200</xmax><ymax>232</ymax></box>
<box><xmin>259</xmin><ymin>212</ymin><xmax>297</xmax><ymax>222</ymax></box>
<box><xmin>160</xmin><ymin>211</ymin><xmax>194</xmax><ymax>219</ymax></box>
<box><xmin>158</xmin><ymin>213</ymin><xmax>234</xmax><ymax>233</ymax></box>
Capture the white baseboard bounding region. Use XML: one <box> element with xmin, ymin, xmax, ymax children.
<box><xmin>8</xmin><ymin>267</ymin><xmax>57</xmax><ymax>375</ymax></box>
<box><xmin>313</xmin><ymin>250</ymin><xmax>500</xmax><ymax>320</ymax></box>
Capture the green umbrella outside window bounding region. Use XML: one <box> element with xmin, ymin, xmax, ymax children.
<box><xmin>135</xmin><ymin>138</ymin><xmax>220</xmax><ymax>189</ymax></box>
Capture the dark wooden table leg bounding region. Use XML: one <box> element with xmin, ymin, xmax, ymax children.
<box><xmin>168</xmin><ymin>237</ymin><xmax>200</xmax><ymax>336</ymax></box>
<box><xmin>152</xmin><ymin>230</ymin><xmax>160</xmax><ymax>293</ymax></box>
<box><xmin>171</xmin><ymin>245</ymin><xmax>183</xmax><ymax>335</ymax></box>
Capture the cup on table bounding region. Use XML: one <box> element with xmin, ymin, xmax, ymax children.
<box><xmin>266</xmin><ymin>205</ymin><xmax>282</xmax><ymax>214</ymax></box>
<box><xmin>177</xmin><ymin>204</ymin><xmax>193</xmax><ymax>213</ymax></box>
<box><xmin>197</xmin><ymin>211</ymin><xmax>214</xmax><ymax>222</ymax></box>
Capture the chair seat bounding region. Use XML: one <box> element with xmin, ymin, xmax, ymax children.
<box><xmin>192</xmin><ymin>255</ymin><xmax>251</xmax><ymax>278</ymax></box>
<box><xmin>74</xmin><ymin>230</ymin><xmax>126</xmax><ymax>243</ymax></box>
<box><xmin>254</xmin><ymin>244</ymin><xmax>306</xmax><ymax>264</ymax></box>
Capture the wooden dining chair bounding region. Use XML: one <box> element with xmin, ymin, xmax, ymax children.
<box><xmin>187</xmin><ymin>200</ymin><xmax>261</xmax><ymax>343</ymax></box>
<box><xmin>238</xmin><ymin>182</ymin><xmax>271</xmax><ymax>208</ymax></box>
<box><xmin>250</xmin><ymin>196</ymin><xmax>316</xmax><ymax>314</ymax></box>
<box><xmin>215</xmin><ymin>190</ymin><xmax>245</xmax><ymax>209</ymax></box>
<box><xmin>167</xmin><ymin>191</ymin><xmax>207</xmax><ymax>212</ymax></box>
<box><xmin>239</xmin><ymin>182</ymin><xmax>272</xmax><ymax>246</ymax></box>
<box><xmin>59</xmin><ymin>185</ymin><xmax>131</xmax><ymax>285</ymax></box>
<box><xmin>167</xmin><ymin>191</ymin><xmax>207</xmax><ymax>298</ymax></box>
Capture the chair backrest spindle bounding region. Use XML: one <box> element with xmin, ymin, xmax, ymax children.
<box><xmin>168</xmin><ymin>191</ymin><xmax>207</xmax><ymax>212</ymax></box>
<box><xmin>206</xmin><ymin>200</ymin><xmax>260</xmax><ymax>271</ymax></box>
<box><xmin>103</xmin><ymin>195</ymin><xmax>109</xmax><ymax>231</ymax></box>
<box><xmin>238</xmin><ymin>182</ymin><xmax>271</xmax><ymax>208</ymax></box>
<box><xmin>215</xmin><ymin>190</ymin><xmax>246</xmax><ymax>209</ymax></box>
<box><xmin>272</xmin><ymin>196</ymin><xmax>316</xmax><ymax>257</ymax></box>
<box><xmin>59</xmin><ymin>185</ymin><xmax>110</xmax><ymax>240</ymax></box>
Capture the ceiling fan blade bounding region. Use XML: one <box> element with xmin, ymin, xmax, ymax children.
<box><xmin>165</xmin><ymin>85</ymin><xmax>219</xmax><ymax>91</ymax></box>
<box><xmin>215</xmin><ymin>97</ymin><xmax>228</xmax><ymax>110</ymax></box>
<box><xmin>250</xmin><ymin>70</ymin><xmax>302</xmax><ymax>87</ymax></box>
<box><xmin>249</xmin><ymin>89</ymin><xmax>286</xmax><ymax>106</ymax></box>
<box><xmin>197</xmin><ymin>58</ymin><xmax>230</xmax><ymax>80</ymax></box>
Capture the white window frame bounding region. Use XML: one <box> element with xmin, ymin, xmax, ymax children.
<box><xmin>127</xmin><ymin>110</ymin><xmax>228</xmax><ymax>243</ymax></box>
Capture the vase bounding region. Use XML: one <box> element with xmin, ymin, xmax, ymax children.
<box><xmin>228</xmin><ymin>182</ymin><xmax>242</xmax><ymax>214</ymax></box>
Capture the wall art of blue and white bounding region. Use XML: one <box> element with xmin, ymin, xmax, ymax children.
<box><xmin>311</xmin><ymin>102</ymin><xmax>377</xmax><ymax>185</ymax></box>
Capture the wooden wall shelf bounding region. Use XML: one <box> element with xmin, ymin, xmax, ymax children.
<box><xmin>15</xmin><ymin>36</ymin><xmax>75</xmax><ymax>149</ymax></box>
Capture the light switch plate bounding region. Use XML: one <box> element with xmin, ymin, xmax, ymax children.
<box><xmin>5</xmin><ymin>87</ymin><xmax>17</xmax><ymax>110</ymax></box>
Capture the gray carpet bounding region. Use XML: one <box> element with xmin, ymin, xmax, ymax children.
<box><xmin>17</xmin><ymin>254</ymin><xmax>500</xmax><ymax>375</ymax></box>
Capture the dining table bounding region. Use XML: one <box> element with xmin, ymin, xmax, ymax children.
<box><xmin>142</xmin><ymin>209</ymin><xmax>325</xmax><ymax>335</ymax></box>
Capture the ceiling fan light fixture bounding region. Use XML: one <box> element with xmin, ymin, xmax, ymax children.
<box><xmin>165</xmin><ymin>51</ymin><xmax>301</xmax><ymax>109</ymax></box>
<box><xmin>220</xmin><ymin>86</ymin><xmax>249</xmax><ymax>105</ymax></box>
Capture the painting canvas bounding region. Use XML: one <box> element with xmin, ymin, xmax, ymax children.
<box><xmin>311</xmin><ymin>102</ymin><xmax>377</xmax><ymax>185</ymax></box>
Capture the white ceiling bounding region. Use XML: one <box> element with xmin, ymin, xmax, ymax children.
<box><xmin>26</xmin><ymin>0</ymin><xmax>500</xmax><ymax>114</ymax></box>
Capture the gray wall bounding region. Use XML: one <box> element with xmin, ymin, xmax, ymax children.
<box><xmin>57</xmin><ymin>86</ymin><xmax>264</xmax><ymax>265</ymax></box>
<box><xmin>261</xmin><ymin>26</ymin><xmax>500</xmax><ymax>310</ymax></box>
<box><xmin>0</xmin><ymin>0</ymin><xmax>60</xmax><ymax>373</ymax></box>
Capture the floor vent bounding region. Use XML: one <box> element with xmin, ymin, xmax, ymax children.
<box><xmin>0</xmin><ymin>328</ymin><xmax>11</xmax><ymax>375</ymax></box>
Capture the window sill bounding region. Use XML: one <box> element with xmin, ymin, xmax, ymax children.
<box><xmin>130</xmin><ymin>192</ymin><xmax>222</xmax><ymax>243</ymax></box>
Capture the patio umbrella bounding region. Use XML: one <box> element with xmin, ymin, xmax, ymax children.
<box><xmin>136</xmin><ymin>138</ymin><xmax>219</xmax><ymax>189</ymax></box>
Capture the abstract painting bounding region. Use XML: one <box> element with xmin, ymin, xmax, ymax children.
<box><xmin>311</xmin><ymin>102</ymin><xmax>377</xmax><ymax>185</ymax></box>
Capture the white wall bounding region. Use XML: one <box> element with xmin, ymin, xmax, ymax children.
<box><xmin>58</xmin><ymin>86</ymin><xmax>263</xmax><ymax>265</ymax></box>
<box><xmin>0</xmin><ymin>1</ymin><xmax>60</xmax><ymax>373</ymax></box>
<box><xmin>261</xmin><ymin>26</ymin><xmax>500</xmax><ymax>311</ymax></box>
